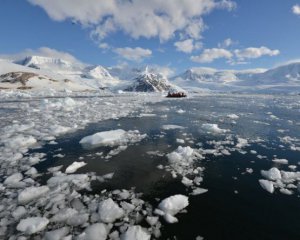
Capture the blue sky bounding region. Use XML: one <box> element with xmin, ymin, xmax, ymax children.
<box><xmin>1</xmin><ymin>0</ymin><xmax>300</xmax><ymax>74</ymax></box>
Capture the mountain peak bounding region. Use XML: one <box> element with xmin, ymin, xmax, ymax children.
<box><xmin>124</xmin><ymin>71</ymin><xmax>182</xmax><ymax>92</ymax></box>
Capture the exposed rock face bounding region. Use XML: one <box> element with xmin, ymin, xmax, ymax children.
<box><xmin>124</xmin><ymin>69</ymin><xmax>180</xmax><ymax>92</ymax></box>
<box><xmin>0</xmin><ymin>72</ymin><xmax>38</xmax><ymax>86</ymax></box>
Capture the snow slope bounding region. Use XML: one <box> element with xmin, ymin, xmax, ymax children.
<box><xmin>0</xmin><ymin>60</ymin><xmax>93</xmax><ymax>91</ymax></box>
<box><xmin>14</xmin><ymin>56</ymin><xmax>121</xmax><ymax>89</ymax></box>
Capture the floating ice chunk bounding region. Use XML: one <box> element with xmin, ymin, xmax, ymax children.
<box><xmin>67</xmin><ymin>213</ymin><xmax>89</xmax><ymax>226</ymax></box>
<box><xmin>167</xmin><ymin>146</ymin><xmax>195</xmax><ymax>166</ymax></box>
<box><xmin>18</xmin><ymin>186</ymin><xmax>50</xmax><ymax>204</ymax></box>
<box><xmin>281</xmin><ymin>171</ymin><xmax>300</xmax><ymax>181</ymax></box>
<box><xmin>236</xmin><ymin>138</ymin><xmax>248</xmax><ymax>148</ymax></box>
<box><xmin>261</xmin><ymin>167</ymin><xmax>281</xmax><ymax>180</ymax></box>
<box><xmin>190</xmin><ymin>188</ymin><xmax>208</xmax><ymax>196</ymax></box>
<box><xmin>25</xmin><ymin>167</ymin><xmax>38</xmax><ymax>176</ymax></box>
<box><xmin>280</xmin><ymin>188</ymin><xmax>293</xmax><ymax>195</ymax></box>
<box><xmin>139</xmin><ymin>113</ymin><xmax>157</xmax><ymax>117</ymax></box>
<box><xmin>50</xmin><ymin>125</ymin><xmax>72</xmax><ymax>136</ymax></box>
<box><xmin>80</xmin><ymin>129</ymin><xmax>146</xmax><ymax>149</ymax></box>
<box><xmin>47</xmin><ymin>174</ymin><xmax>89</xmax><ymax>187</ymax></box>
<box><xmin>121</xmin><ymin>225</ymin><xmax>150</xmax><ymax>240</ymax></box>
<box><xmin>227</xmin><ymin>114</ymin><xmax>239</xmax><ymax>119</ymax></box>
<box><xmin>181</xmin><ymin>177</ymin><xmax>193</xmax><ymax>187</ymax></box>
<box><xmin>4</xmin><ymin>173</ymin><xmax>23</xmax><ymax>187</ymax></box>
<box><xmin>196</xmin><ymin>236</ymin><xmax>204</xmax><ymax>240</ymax></box>
<box><xmin>259</xmin><ymin>179</ymin><xmax>274</xmax><ymax>193</ymax></box>
<box><xmin>177</xmin><ymin>109</ymin><xmax>185</xmax><ymax>114</ymax></box>
<box><xmin>164</xmin><ymin>213</ymin><xmax>178</xmax><ymax>223</ymax></box>
<box><xmin>12</xmin><ymin>206</ymin><xmax>27</xmax><ymax>220</ymax></box>
<box><xmin>17</xmin><ymin>217</ymin><xmax>49</xmax><ymax>234</ymax></box>
<box><xmin>83</xmin><ymin>223</ymin><xmax>109</xmax><ymax>240</ymax></box>
<box><xmin>202</xmin><ymin>124</ymin><xmax>229</xmax><ymax>134</ymax></box>
<box><xmin>272</xmin><ymin>158</ymin><xmax>288</xmax><ymax>164</ymax></box>
<box><xmin>44</xmin><ymin>227</ymin><xmax>70</xmax><ymax>240</ymax></box>
<box><xmin>158</xmin><ymin>195</ymin><xmax>189</xmax><ymax>216</ymax></box>
<box><xmin>176</xmin><ymin>138</ymin><xmax>185</xmax><ymax>144</ymax></box>
<box><xmin>48</xmin><ymin>165</ymin><xmax>63</xmax><ymax>173</ymax></box>
<box><xmin>5</xmin><ymin>135</ymin><xmax>37</xmax><ymax>149</ymax></box>
<box><xmin>98</xmin><ymin>198</ymin><xmax>124</xmax><ymax>223</ymax></box>
<box><xmin>161</xmin><ymin>125</ymin><xmax>185</xmax><ymax>130</ymax></box>
<box><xmin>65</xmin><ymin>161</ymin><xmax>87</xmax><ymax>174</ymax></box>
<box><xmin>146</xmin><ymin>216</ymin><xmax>159</xmax><ymax>226</ymax></box>
<box><xmin>50</xmin><ymin>208</ymin><xmax>78</xmax><ymax>223</ymax></box>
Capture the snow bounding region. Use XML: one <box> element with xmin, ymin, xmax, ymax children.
<box><xmin>158</xmin><ymin>195</ymin><xmax>189</xmax><ymax>223</ymax></box>
<box><xmin>259</xmin><ymin>180</ymin><xmax>274</xmax><ymax>193</ymax></box>
<box><xmin>18</xmin><ymin>186</ymin><xmax>50</xmax><ymax>204</ymax></box>
<box><xmin>202</xmin><ymin>123</ymin><xmax>229</xmax><ymax>134</ymax></box>
<box><xmin>80</xmin><ymin>129</ymin><xmax>146</xmax><ymax>149</ymax></box>
<box><xmin>98</xmin><ymin>198</ymin><xmax>124</xmax><ymax>223</ymax></box>
<box><xmin>65</xmin><ymin>161</ymin><xmax>87</xmax><ymax>174</ymax></box>
<box><xmin>17</xmin><ymin>217</ymin><xmax>49</xmax><ymax>234</ymax></box>
<box><xmin>121</xmin><ymin>225</ymin><xmax>150</xmax><ymax>240</ymax></box>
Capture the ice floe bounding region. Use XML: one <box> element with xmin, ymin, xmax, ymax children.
<box><xmin>65</xmin><ymin>161</ymin><xmax>87</xmax><ymax>173</ymax></box>
<box><xmin>80</xmin><ymin>129</ymin><xmax>146</xmax><ymax>149</ymax></box>
<box><xmin>202</xmin><ymin>123</ymin><xmax>229</xmax><ymax>134</ymax></box>
<box><xmin>158</xmin><ymin>195</ymin><xmax>189</xmax><ymax>223</ymax></box>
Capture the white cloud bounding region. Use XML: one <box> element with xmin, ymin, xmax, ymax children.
<box><xmin>292</xmin><ymin>4</ymin><xmax>300</xmax><ymax>15</ymax></box>
<box><xmin>234</xmin><ymin>46</ymin><xmax>280</xmax><ymax>60</ymax></box>
<box><xmin>191</xmin><ymin>48</ymin><xmax>232</xmax><ymax>63</ymax></box>
<box><xmin>149</xmin><ymin>65</ymin><xmax>175</xmax><ymax>77</ymax></box>
<box><xmin>113</xmin><ymin>47</ymin><xmax>152</xmax><ymax>61</ymax></box>
<box><xmin>174</xmin><ymin>39</ymin><xmax>202</xmax><ymax>53</ymax></box>
<box><xmin>0</xmin><ymin>47</ymin><xmax>80</xmax><ymax>63</ymax></box>
<box><xmin>27</xmin><ymin>0</ymin><xmax>236</xmax><ymax>43</ymax></box>
<box><xmin>218</xmin><ymin>38</ymin><xmax>235</xmax><ymax>48</ymax></box>
<box><xmin>98</xmin><ymin>43</ymin><xmax>110</xmax><ymax>50</ymax></box>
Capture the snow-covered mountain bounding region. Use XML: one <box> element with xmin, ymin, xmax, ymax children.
<box><xmin>171</xmin><ymin>63</ymin><xmax>300</xmax><ymax>92</ymax></box>
<box><xmin>0</xmin><ymin>60</ymin><xmax>93</xmax><ymax>91</ymax></box>
<box><xmin>12</xmin><ymin>56</ymin><xmax>122</xmax><ymax>89</ymax></box>
<box><xmin>124</xmin><ymin>67</ymin><xmax>182</xmax><ymax>92</ymax></box>
<box><xmin>1</xmin><ymin>55</ymin><xmax>300</xmax><ymax>93</ymax></box>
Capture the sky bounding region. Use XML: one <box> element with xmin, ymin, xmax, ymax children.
<box><xmin>0</xmin><ymin>0</ymin><xmax>300</xmax><ymax>74</ymax></box>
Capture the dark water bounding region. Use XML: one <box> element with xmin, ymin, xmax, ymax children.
<box><xmin>34</xmin><ymin>94</ymin><xmax>300</xmax><ymax>240</ymax></box>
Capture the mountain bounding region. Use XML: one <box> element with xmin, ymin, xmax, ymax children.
<box><xmin>171</xmin><ymin>63</ymin><xmax>300</xmax><ymax>92</ymax></box>
<box><xmin>124</xmin><ymin>67</ymin><xmax>183</xmax><ymax>92</ymax></box>
<box><xmin>14</xmin><ymin>56</ymin><xmax>121</xmax><ymax>89</ymax></box>
<box><xmin>0</xmin><ymin>60</ymin><xmax>93</xmax><ymax>91</ymax></box>
<box><xmin>255</xmin><ymin>62</ymin><xmax>300</xmax><ymax>83</ymax></box>
<box><xmin>1</xmin><ymin>55</ymin><xmax>300</xmax><ymax>93</ymax></box>
<box><xmin>16</xmin><ymin>56</ymin><xmax>83</xmax><ymax>73</ymax></box>
<box><xmin>81</xmin><ymin>65</ymin><xmax>120</xmax><ymax>88</ymax></box>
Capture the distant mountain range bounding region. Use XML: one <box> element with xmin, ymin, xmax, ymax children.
<box><xmin>0</xmin><ymin>55</ymin><xmax>300</xmax><ymax>93</ymax></box>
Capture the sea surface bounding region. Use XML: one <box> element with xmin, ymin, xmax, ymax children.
<box><xmin>33</xmin><ymin>94</ymin><xmax>300</xmax><ymax>240</ymax></box>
